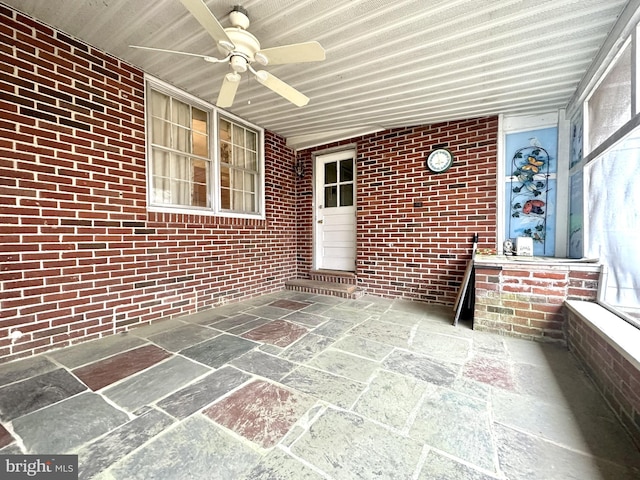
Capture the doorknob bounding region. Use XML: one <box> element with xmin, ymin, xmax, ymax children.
<box><xmin>317</xmin><ymin>219</ymin><xmax>323</xmax><ymax>224</ymax></box>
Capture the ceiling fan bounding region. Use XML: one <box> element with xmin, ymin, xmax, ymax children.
<box><xmin>131</xmin><ymin>0</ymin><xmax>326</xmax><ymax>108</ymax></box>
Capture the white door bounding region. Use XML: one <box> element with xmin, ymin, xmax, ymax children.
<box><xmin>315</xmin><ymin>150</ymin><xmax>356</xmax><ymax>271</ymax></box>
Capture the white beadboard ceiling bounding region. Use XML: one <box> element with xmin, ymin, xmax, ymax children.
<box><xmin>4</xmin><ymin>0</ymin><xmax>630</xmax><ymax>149</ymax></box>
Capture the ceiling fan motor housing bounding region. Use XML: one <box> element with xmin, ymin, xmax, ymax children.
<box><xmin>220</xmin><ymin>27</ymin><xmax>261</xmax><ymax>72</ymax></box>
<box><xmin>229</xmin><ymin>6</ymin><xmax>250</xmax><ymax>29</ymax></box>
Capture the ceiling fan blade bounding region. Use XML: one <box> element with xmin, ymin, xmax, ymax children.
<box><xmin>216</xmin><ymin>73</ymin><xmax>241</xmax><ymax>108</ymax></box>
<box><xmin>179</xmin><ymin>0</ymin><xmax>235</xmax><ymax>49</ymax></box>
<box><xmin>254</xmin><ymin>70</ymin><xmax>309</xmax><ymax>107</ymax></box>
<box><xmin>129</xmin><ymin>45</ymin><xmax>220</xmax><ymax>62</ymax></box>
<box><xmin>258</xmin><ymin>41</ymin><xmax>325</xmax><ymax>65</ymax></box>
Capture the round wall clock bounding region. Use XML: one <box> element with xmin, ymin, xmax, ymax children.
<box><xmin>426</xmin><ymin>148</ymin><xmax>453</xmax><ymax>173</ymax></box>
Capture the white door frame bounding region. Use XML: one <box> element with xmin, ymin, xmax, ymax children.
<box><xmin>313</xmin><ymin>148</ymin><xmax>357</xmax><ymax>271</ymax></box>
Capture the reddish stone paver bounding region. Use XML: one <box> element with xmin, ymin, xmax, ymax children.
<box><xmin>203</xmin><ymin>380</ymin><xmax>314</xmax><ymax>448</ymax></box>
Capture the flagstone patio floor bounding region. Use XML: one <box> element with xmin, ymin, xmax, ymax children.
<box><xmin>0</xmin><ymin>291</ymin><xmax>639</xmax><ymax>479</ymax></box>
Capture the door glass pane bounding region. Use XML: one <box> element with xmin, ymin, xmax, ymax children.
<box><xmin>340</xmin><ymin>159</ymin><xmax>353</xmax><ymax>182</ymax></box>
<box><xmin>325</xmin><ymin>162</ymin><xmax>337</xmax><ymax>184</ymax></box>
<box><xmin>340</xmin><ymin>184</ymin><xmax>353</xmax><ymax>206</ymax></box>
<box><xmin>324</xmin><ymin>185</ymin><xmax>337</xmax><ymax>207</ymax></box>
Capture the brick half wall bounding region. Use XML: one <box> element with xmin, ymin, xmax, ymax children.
<box><xmin>474</xmin><ymin>257</ymin><xmax>600</xmax><ymax>343</ymax></box>
<box><xmin>566</xmin><ymin>301</ymin><xmax>640</xmax><ymax>448</ymax></box>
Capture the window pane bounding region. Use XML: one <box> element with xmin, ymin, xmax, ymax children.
<box><xmin>244</xmin><ymin>172</ymin><xmax>255</xmax><ymax>194</ymax></box>
<box><xmin>340</xmin><ymin>183</ymin><xmax>353</xmax><ymax>206</ymax></box>
<box><xmin>233</xmin><ymin>145</ymin><xmax>245</xmax><ymax>167</ymax></box>
<box><xmin>152</xmin><ymin>118</ymin><xmax>170</xmax><ymax>147</ymax></box>
<box><xmin>325</xmin><ymin>162</ymin><xmax>337</xmax><ymax>184</ymax></box>
<box><xmin>152</xmin><ymin>176</ymin><xmax>171</xmax><ymax>204</ymax></box>
<box><xmin>233</xmin><ymin>124</ymin><xmax>245</xmax><ymax>147</ymax></box>
<box><xmin>245</xmin><ymin>192</ymin><xmax>255</xmax><ymax>212</ymax></box>
<box><xmin>246</xmin><ymin>130</ymin><xmax>257</xmax><ymax>151</ymax></box>
<box><xmin>192</xmin><ymin>108</ymin><xmax>207</xmax><ymax>133</ymax></box>
<box><xmin>173</xmin><ymin>125</ymin><xmax>190</xmax><ymax>153</ymax></box>
<box><xmin>150</xmin><ymin>90</ymin><xmax>169</xmax><ymax>117</ymax></box>
<box><xmin>220</xmin><ymin>119</ymin><xmax>231</xmax><ymax>142</ymax></box>
<box><xmin>246</xmin><ymin>151</ymin><xmax>257</xmax><ymax>171</ymax></box>
<box><xmin>588</xmin><ymin>42</ymin><xmax>632</xmax><ymax>151</ymax></box>
<box><xmin>325</xmin><ymin>185</ymin><xmax>337</xmax><ymax>207</ymax></box>
<box><xmin>220</xmin><ymin>165</ymin><xmax>230</xmax><ymax>209</ymax></box>
<box><xmin>340</xmin><ymin>159</ymin><xmax>353</xmax><ymax>182</ymax></box>
<box><xmin>172</xmin><ymin>99</ymin><xmax>190</xmax><ymax>127</ymax></box>
<box><xmin>193</xmin><ymin>132</ymin><xmax>208</xmax><ymax>157</ymax></box>
<box><xmin>586</xmin><ymin>128</ymin><xmax>640</xmax><ymax>319</ymax></box>
<box><xmin>192</xmin><ymin>159</ymin><xmax>208</xmax><ymax>208</ymax></box>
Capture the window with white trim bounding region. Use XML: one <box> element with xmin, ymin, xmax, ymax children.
<box><xmin>219</xmin><ymin>117</ymin><xmax>259</xmax><ymax>214</ymax></box>
<box><xmin>145</xmin><ymin>77</ymin><xmax>264</xmax><ymax>218</ymax></box>
<box><xmin>568</xmin><ymin>20</ymin><xmax>640</xmax><ymax>327</ymax></box>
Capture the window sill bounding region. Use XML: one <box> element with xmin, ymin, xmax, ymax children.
<box><xmin>565</xmin><ymin>300</ymin><xmax>640</xmax><ymax>371</ymax></box>
<box><xmin>147</xmin><ymin>205</ymin><xmax>266</xmax><ymax>221</ymax></box>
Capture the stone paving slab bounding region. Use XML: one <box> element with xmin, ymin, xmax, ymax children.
<box><xmin>72</xmin><ymin>344</ymin><xmax>172</xmax><ymax>391</ymax></box>
<box><xmin>331</xmin><ymin>334</ymin><xmax>394</xmax><ymax>360</ymax></box>
<box><xmin>47</xmin><ymin>334</ymin><xmax>147</xmax><ymax>369</ymax></box>
<box><xmin>292</xmin><ymin>408</ymin><xmax>423</xmax><ymax>479</ymax></box>
<box><xmin>156</xmin><ymin>365</ymin><xmax>251</xmax><ymax>419</ymax></box>
<box><xmin>230</xmin><ymin>350</ymin><xmax>297</xmax><ymax>381</ymax></box>
<box><xmin>417</xmin><ymin>450</ymin><xmax>501</xmax><ymax>480</ymax></box>
<box><xmin>280</xmin><ymin>333</ymin><xmax>334</xmax><ymax>362</ymax></box>
<box><xmin>383</xmin><ymin>349</ymin><xmax>458</xmax><ymax>386</ymax></box>
<box><xmin>307</xmin><ymin>348</ymin><xmax>379</xmax><ymax>383</ymax></box>
<box><xmin>281</xmin><ymin>366</ymin><xmax>365</xmax><ymax>409</ymax></box>
<box><xmin>13</xmin><ymin>392</ymin><xmax>129</xmax><ymax>453</ymax></box>
<box><xmin>495</xmin><ymin>423</ymin><xmax>640</xmax><ymax>480</ymax></box>
<box><xmin>0</xmin><ymin>368</ymin><xmax>87</xmax><ymax>421</ymax></box>
<box><xmin>0</xmin><ymin>355</ymin><xmax>57</xmax><ymax>388</ymax></box>
<box><xmin>244</xmin><ymin>447</ymin><xmax>326</xmax><ymax>480</ymax></box>
<box><xmin>147</xmin><ymin>324</ymin><xmax>220</xmax><ymax>352</ymax></box>
<box><xmin>409</xmin><ymin>389</ymin><xmax>497</xmax><ymax>472</ymax></box>
<box><xmin>204</xmin><ymin>380</ymin><xmax>315</xmax><ymax>448</ymax></box>
<box><xmin>353</xmin><ymin>369</ymin><xmax>433</xmax><ymax>431</ymax></box>
<box><xmin>103</xmin><ymin>356</ymin><xmax>210</xmax><ymax>412</ymax></box>
<box><xmin>107</xmin><ymin>414</ymin><xmax>260</xmax><ymax>479</ymax></box>
<box><xmin>180</xmin><ymin>334</ymin><xmax>259</xmax><ymax>368</ymax></box>
<box><xmin>76</xmin><ymin>407</ymin><xmax>175</xmax><ymax>480</ymax></box>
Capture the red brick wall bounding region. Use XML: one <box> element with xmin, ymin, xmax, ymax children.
<box><xmin>296</xmin><ymin>119</ymin><xmax>499</xmax><ymax>304</ymax></box>
<box><xmin>474</xmin><ymin>261</ymin><xmax>600</xmax><ymax>342</ymax></box>
<box><xmin>0</xmin><ymin>7</ymin><xmax>297</xmax><ymax>363</ymax></box>
<box><xmin>566</xmin><ymin>305</ymin><xmax>640</xmax><ymax>448</ymax></box>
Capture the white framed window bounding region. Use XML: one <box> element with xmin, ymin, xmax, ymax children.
<box><xmin>219</xmin><ymin>116</ymin><xmax>260</xmax><ymax>214</ymax></box>
<box><xmin>145</xmin><ymin>76</ymin><xmax>265</xmax><ymax>218</ymax></box>
<box><xmin>568</xmin><ymin>17</ymin><xmax>640</xmax><ymax>328</ymax></box>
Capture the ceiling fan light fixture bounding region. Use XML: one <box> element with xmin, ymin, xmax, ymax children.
<box><xmin>230</xmin><ymin>55</ymin><xmax>248</xmax><ymax>73</ymax></box>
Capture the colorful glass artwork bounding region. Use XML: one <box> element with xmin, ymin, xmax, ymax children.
<box><xmin>504</xmin><ymin>127</ymin><xmax>558</xmax><ymax>256</ymax></box>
